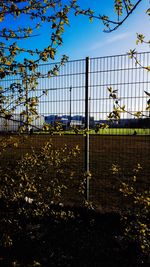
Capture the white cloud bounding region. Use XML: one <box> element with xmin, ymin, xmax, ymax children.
<box><xmin>89</xmin><ymin>32</ymin><xmax>131</xmax><ymax>51</ymax></box>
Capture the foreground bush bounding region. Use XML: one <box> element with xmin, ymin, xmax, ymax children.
<box><xmin>0</xmin><ymin>139</ymin><xmax>82</xmax><ymax>248</ymax></box>
<box><xmin>111</xmin><ymin>163</ymin><xmax>150</xmax><ymax>259</ymax></box>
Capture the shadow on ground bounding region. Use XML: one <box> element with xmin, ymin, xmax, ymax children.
<box><xmin>0</xmin><ymin>204</ymin><xmax>149</xmax><ymax>267</ymax></box>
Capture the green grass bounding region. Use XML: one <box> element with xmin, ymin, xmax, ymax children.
<box><xmin>54</xmin><ymin>128</ymin><xmax>150</xmax><ymax>135</ymax></box>
<box><xmin>89</xmin><ymin>128</ymin><xmax>150</xmax><ymax>135</ymax></box>
<box><xmin>34</xmin><ymin>128</ymin><xmax>150</xmax><ymax>136</ymax></box>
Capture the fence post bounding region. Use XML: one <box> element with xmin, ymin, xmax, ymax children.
<box><xmin>69</xmin><ymin>86</ymin><xmax>72</xmax><ymax>125</ymax></box>
<box><xmin>85</xmin><ymin>57</ymin><xmax>90</xmax><ymax>201</ymax></box>
<box><xmin>25</xmin><ymin>65</ymin><xmax>29</xmax><ymax>134</ymax></box>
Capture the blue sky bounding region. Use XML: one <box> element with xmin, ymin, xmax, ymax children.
<box><xmin>48</xmin><ymin>0</ymin><xmax>148</xmax><ymax>60</ymax></box>
<box><xmin>3</xmin><ymin>0</ymin><xmax>149</xmax><ymax>62</ymax></box>
<box><xmin>57</xmin><ymin>0</ymin><xmax>149</xmax><ymax>60</ymax></box>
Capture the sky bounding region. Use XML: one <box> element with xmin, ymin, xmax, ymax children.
<box><xmin>54</xmin><ymin>0</ymin><xmax>149</xmax><ymax>61</ymax></box>
<box><xmin>41</xmin><ymin>0</ymin><xmax>148</xmax><ymax>61</ymax></box>
<box><xmin>2</xmin><ymin>0</ymin><xmax>149</xmax><ymax>62</ymax></box>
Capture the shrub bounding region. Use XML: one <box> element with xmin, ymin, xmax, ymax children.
<box><xmin>111</xmin><ymin>163</ymin><xmax>150</xmax><ymax>256</ymax></box>
<box><xmin>0</xmin><ymin>138</ymin><xmax>81</xmax><ymax>247</ymax></box>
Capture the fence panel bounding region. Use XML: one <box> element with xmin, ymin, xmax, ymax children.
<box><xmin>36</xmin><ymin>59</ymin><xmax>87</xmax><ymax>204</ymax></box>
<box><xmin>89</xmin><ymin>53</ymin><xmax>150</xmax><ymax>210</ymax></box>
<box><xmin>0</xmin><ymin>52</ymin><xmax>150</xmax><ymax>210</ymax></box>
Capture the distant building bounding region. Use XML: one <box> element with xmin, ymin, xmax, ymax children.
<box><xmin>45</xmin><ymin>115</ymin><xmax>60</xmax><ymax>125</ymax></box>
<box><xmin>0</xmin><ymin>114</ymin><xmax>21</xmax><ymax>132</ymax></box>
<box><xmin>0</xmin><ymin>114</ymin><xmax>45</xmax><ymax>132</ymax></box>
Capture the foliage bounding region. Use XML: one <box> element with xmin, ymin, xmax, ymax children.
<box><xmin>127</xmin><ymin>5</ymin><xmax>150</xmax><ymax>70</ymax></box>
<box><xmin>106</xmin><ymin>1</ymin><xmax>150</xmax><ymax>123</ymax></box>
<box><xmin>0</xmin><ymin>140</ymin><xmax>80</xmax><ymax>215</ymax></box>
<box><xmin>107</xmin><ymin>8</ymin><xmax>150</xmax><ymax>248</ymax></box>
<box><xmin>94</xmin><ymin>123</ymin><xmax>109</xmax><ymax>133</ymax></box>
<box><xmin>0</xmin><ymin>138</ymin><xmax>82</xmax><ymax>247</ymax></box>
<box><xmin>107</xmin><ymin>86</ymin><xmax>150</xmax><ymax>122</ymax></box>
<box><xmin>111</xmin><ymin>163</ymin><xmax>150</xmax><ymax>256</ymax></box>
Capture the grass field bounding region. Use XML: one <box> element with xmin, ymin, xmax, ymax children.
<box><xmin>1</xmin><ymin>134</ymin><xmax>149</xmax><ymax>212</ymax></box>
<box><xmin>36</xmin><ymin>128</ymin><xmax>150</xmax><ymax>135</ymax></box>
<box><xmin>89</xmin><ymin>128</ymin><xmax>150</xmax><ymax>135</ymax></box>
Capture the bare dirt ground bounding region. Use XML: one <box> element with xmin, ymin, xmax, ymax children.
<box><xmin>1</xmin><ymin>134</ymin><xmax>149</xmax><ymax>211</ymax></box>
<box><xmin>0</xmin><ymin>134</ymin><xmax>150</xmax><ymax>266</ymax></box>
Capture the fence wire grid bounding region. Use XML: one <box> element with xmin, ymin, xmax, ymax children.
<box><xmin>0</xmin><ymin>52</ymin><xmax>150</xmax><ymax>210</ymax></box>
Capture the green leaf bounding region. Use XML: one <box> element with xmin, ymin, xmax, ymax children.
<box><xmin>134</xmin><ymin>111</ymin><xmax>142</xmax><ymax>118</ymax></box>
<box><xmin>107</xmin><ymin>87</ymin><xmax>112</xmax><ymax>93</ymax></box>
<box><xmin>89</xmin><ymin>17</ymin><xmax>93</xmax><ymax>22</ymax></box>
<box><xmin>144</xmin><ymin>91</ymin><xmax>150</xmax><ymax>97</ymax></box>
<box><xmin>146</xmin><ymin>8</ymin><xmax>150</xmax><ymax>16</ymax></box>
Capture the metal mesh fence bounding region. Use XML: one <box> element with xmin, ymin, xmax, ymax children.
<box><xmin>89</xmin><ymin>53</ymin><xmax>150</xmax><ymax>123</ymax></box>
<box><xmin>36</xmin><ymin>59</ymin><xmax>86</xmax><ymax>120</ymax></box>
<box><xmin>0</xmin><ymin>52</ymin><xmax>150</xmax><ymax>210</ymax></box>
<box><xmin>88</xmin><ymin>53</ymin><xmax>150</xmax><ymax>208</ymax></box>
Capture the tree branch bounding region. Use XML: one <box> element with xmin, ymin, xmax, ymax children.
<box><xmin>104</xmin><ymin>0</ymin><xmax>143</xmax><ymax>32</ymax></box>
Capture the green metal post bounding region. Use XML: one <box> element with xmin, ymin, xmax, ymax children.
<box><xmin>85</xmin><ymin>57</ymin><xmax>90</xmax><ymax>201</ymax></box>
